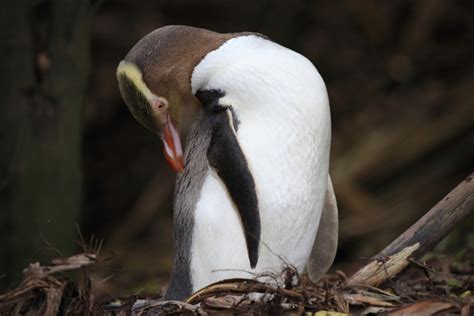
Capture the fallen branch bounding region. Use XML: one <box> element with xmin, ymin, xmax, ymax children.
<box><xmin>346</xmin><ymin>172</ymin><xmax>474</xmax><ymax>286</ymax></box>
<box><xmin>345</xmin><ymin>243</ymin><xmax>420</xmax><ymax>287</ymax></box>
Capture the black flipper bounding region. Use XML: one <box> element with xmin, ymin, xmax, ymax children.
<box><xmin>207</xmin><ymin>109</ymin><xmax>261</xmax><ymax>268</ymax></box>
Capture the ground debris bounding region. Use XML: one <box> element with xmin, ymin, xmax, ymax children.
<box><xmin>0</xmin><ymin>252</ymin><xmax>472</xmax><ymax>315</ymax></box>
<box><xmin>0</xmin><ymin>253</ymin><xmax>102</xmax><ymax>315</ymax></box>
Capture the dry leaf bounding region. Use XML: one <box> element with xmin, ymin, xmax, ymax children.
<box><xmin>387</xmin><ymin>300</ymin><xmax>453</xmax><ymax>316</ymax></box>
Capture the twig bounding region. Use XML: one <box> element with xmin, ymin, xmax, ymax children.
<box><xmin>185</xmin><ymin>278</ymin><xmax>304</xmax><ymax>305</ymax></box>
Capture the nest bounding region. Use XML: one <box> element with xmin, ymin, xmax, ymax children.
<box><xmin>0</xmin><ymin>251</ymin><xmax>472</xmax><ymax>315</ymax></box>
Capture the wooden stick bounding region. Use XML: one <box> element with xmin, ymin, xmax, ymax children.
<box><xmin>346</xmin><ymin>172</ymin><xmax>474</xmax><ymax>286</ymax></box>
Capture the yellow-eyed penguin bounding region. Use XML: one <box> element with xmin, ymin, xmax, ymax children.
<box><xmin>116</xmin><ymin>25</ymin><xmax>338</xmax><ymax>300</ymax></box>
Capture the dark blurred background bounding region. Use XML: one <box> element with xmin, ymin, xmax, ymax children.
<box><xmin>1</xmin><ymin>0</ymin><xmax>473</xmax><ymax>298</ymax></box>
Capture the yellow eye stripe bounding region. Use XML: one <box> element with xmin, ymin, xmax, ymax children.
<box><xmin>116</xmin><ymin>61</ymin><xmax>155</xmax><ymax>101</ymax></box>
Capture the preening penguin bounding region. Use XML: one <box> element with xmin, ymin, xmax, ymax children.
<box><xmin>117</xmin><ymin>25</ymin><xmax>338</xmax><ymax>301</ymax></box>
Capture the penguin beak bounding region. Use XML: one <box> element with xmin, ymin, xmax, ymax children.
<box><xmin>161</xmin><ymin>114</ymin><xmax>184</xmax><ymax>172</ymax></box>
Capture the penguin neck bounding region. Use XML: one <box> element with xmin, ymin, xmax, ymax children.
<box><xmin>166</xmin><ymin>112</ymin><xmax>212</xmax><ymax>300</ymax></box>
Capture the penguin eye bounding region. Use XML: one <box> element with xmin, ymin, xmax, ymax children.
<box><xmin>151</xmin><ymin>97</ymin><xmax>169</xmax><ymax>113</ymax></box>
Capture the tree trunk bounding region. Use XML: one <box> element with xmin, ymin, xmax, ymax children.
<box><xmin>0</xmin><ymin>0</ymin><xmax>95</xmax><ymax>289</ymax></box>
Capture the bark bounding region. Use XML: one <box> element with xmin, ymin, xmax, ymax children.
<box><xmin>0</xmin><ymin>0</ymin><xmax>96</xmax><ymax>288</ymax></box>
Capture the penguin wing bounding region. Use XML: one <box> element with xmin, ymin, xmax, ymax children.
<box><xmin>307</xmin><ymin>175</ymin><xmax>339</xmax><ymax>281</ymax></box>
<box><xmin>207</xmin><ymin>108</ymin><xmax>261</xmax><ymax>268</ymax></box>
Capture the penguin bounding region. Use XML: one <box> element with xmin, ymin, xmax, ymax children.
<box><xmin>116</xmin><ymin>25</ymin><xmax>338</xmax><ymax>301</ymax></box>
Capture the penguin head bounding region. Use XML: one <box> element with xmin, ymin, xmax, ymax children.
<box><xmin>117</xmin><ymin>26</ymin><xmax>235</xmax><ymax>172</ymax></box>
<box><xmin>117</xmin><ymin>59</ymin><xmax>187</xmax><ymax>172</ymax></box>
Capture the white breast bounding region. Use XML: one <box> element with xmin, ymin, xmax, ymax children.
<box><xmin>189</xmin><ymin>35</ymin><xmax>331</xmax><ymax>291</ymax></box>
